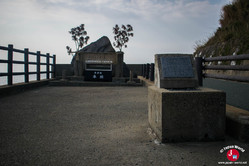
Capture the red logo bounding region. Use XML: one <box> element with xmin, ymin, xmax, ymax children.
<box><xmin>227</xmin><ymin>149</ymin><xmax>240</xmax><ymax>161</ymax></box>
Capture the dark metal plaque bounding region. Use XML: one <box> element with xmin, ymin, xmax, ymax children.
<box><xmin>160</xmin><ymin>56</ymin><xmax>194</xmax><ymax>78</ymax></box>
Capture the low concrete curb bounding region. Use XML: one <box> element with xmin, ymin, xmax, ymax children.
<box><xmin>0</xmin><ymin>78</ymin><xmax>142</xmax><ymax>97</ymax></box>
<box><xmin>226</xmin><ymin>105</ymin><xmax>249</xmax><ymax>142</ymax></box>
<box><xmin>0</xmin><ymin>79</ymin><xmax>52</xmax><ymax>97</ymax></box>
<box><xmin>49</xmin><ymin>80</ymin><xmax>143</xmax><ymax>87</ymax></box>
<box><xmin>137</xmin><ymin>76</ymin><xmax>154</xmax><ymax>86</ymax></box>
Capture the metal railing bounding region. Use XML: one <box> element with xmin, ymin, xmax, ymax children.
<box><xmin>142</xmin><ymin>63</ymin><xmax>154</xmax><ymax>81</ymax></box>
<box><xmin>195</xmin><ymin>54</ymin><xmax>249</xmax><ymax>86</ymax></box>
<box><xmin>0</xmin><ymin>44</ymin><xmax>56</xmax><ymax>86</ymax></box>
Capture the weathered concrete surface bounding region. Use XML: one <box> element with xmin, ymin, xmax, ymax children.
<box><xmin>0</xmin><ymin>79</ymin><xmax>52</xmax><ymax>98</ymax></box>
<box><xmin>226</xmin><ymin>105</ymin><xmax>249</xmax><ymax>142</ymax></box>
<box><xmin>138</xmin><ymin>76</ymin><xmax>154</xmax><ymax>86</ymax></box>
<box><xmin>148</xmin><ymin>86</ymin><xmax>226</xmax><ymax>143</ymax></box>
<box><xmin>0</xmin><ymin>87</ymin><xmax>249</xmax><ymax>166</ymax></box>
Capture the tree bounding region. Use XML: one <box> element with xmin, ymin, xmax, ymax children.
<box><xmin>113</xmin><ymin>24</ymin><xmax>134</xmax><ymax>52</ymax></box>
<box><xmin>66</xmin><ymin>24</ymin><xmax>90</xmax><ymax>55</ymax></box>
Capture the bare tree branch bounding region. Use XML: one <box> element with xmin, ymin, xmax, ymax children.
<box><xmin>66</xmin><ymin>24</ymin><xmax>90</xmax><ymax>56</ymax></box>
<box><xmin>113</xmin><ymin>24</ymin><xmax>134</xmax><ymax>52</ymax></box>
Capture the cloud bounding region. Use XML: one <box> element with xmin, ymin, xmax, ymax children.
<box><xmin>0</xmin><ymin>0</ymin><xmax>230</xmax><ymax>64</ymax></box>
<box><xmin>31</xmin><ymin>0</ymin><xmax>223</xmax><ymax>22</ymax></box>
<box><xmin>4</xmin><ymin>0</ymin><xmax>223</xmax><ymax>27</ymax></box>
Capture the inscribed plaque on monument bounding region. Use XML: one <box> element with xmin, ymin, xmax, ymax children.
<box><xmin>160</xmin><ymin>56</ymin><xmax>194</xmax><ymax>78</ymax></box>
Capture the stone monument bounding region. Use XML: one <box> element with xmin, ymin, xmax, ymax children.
<box><xmin>72</xmin><ymin>36</ymin><xmax>124</xmax><ymax>80</ymax></box>
<box><xmin>155</xmin><ymin>54</ymin><xmax>198</xmax><ymax>89</ymax></box>
<box><xmin>148</xmin><ymin>54</ymin><xmax>226</xmax><ymax>142</ymax></box>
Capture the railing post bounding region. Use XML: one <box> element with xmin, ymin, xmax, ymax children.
<box><xmin>143</xmin><ymin>64</ymin><xmax>146</xmax><ymax>77</ymax></box>
<box><xmin>24</xmin><ymin>48</ymin><xmax>29</xmax><ymax>83</ymax></box>
<box><xmin>150</xmin><ymin>63</ymin><xmax>155</xmax><ymax>81</ymax></box>
<box><xmin>141</xmin><ymin>64</ymin><xmax>144</xmax><ymax>77</ymax></box>
<box><xmin>146</xmin><ymin>63</ymin><xmax>150</xmax><ymax>79</ymax></box>
<box><xmin>8</xmin><ymin>44</ymin><xmax>13</xmax><ymax>85</ymax></box>
<box><xmin>195</xmin><ymin>57</ymin><xmax>203</xmax><ymax>86</ymax></box>
<box><xmin>46</xmin><ymin>53</ymin><xmax>50</xmax><ymax>79</ymax></box>
<box><xmin>52</xmin><ymin>54</ymin><xmax>56</xmax><ymax>78</ymax></box>
<box><xmin>37</xmin><ymin>51</ymin><xmax>40</xmax><ymax>81</ymax></box>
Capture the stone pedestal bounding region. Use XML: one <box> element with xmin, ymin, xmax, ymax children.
<box><xmin>148</xmin><ymin>86</ymin><xmax>226</xmax><ymax>142</ymax></box>
<box><xmin>115</xmin><ymin>52</ymin><xmax>124</xmax><ymax>77</ymax></box>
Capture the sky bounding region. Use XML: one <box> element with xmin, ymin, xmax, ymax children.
<box><xmin>0</xmin><ymin>0</ymin><xmax>231</xmax><ymax>64</ymax></box>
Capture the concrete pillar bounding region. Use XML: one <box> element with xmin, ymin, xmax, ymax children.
<box><xmin>115</xmin><ymin>52</ymin><xmax>124</xmax><ymax>77</ymax></box>
<box><xmin>62</xmin><ymin>70</ymin><xmax>67</xmax><ymax>80</ymax></box>
<box><xmin>146</xmin><ymin>63</ymin><xmax>150</xmax><ymax>79</ymax></box>
<box><xmin>150</xmin><ymin>63</ymin><xmax>155</xmax><ymax>81</ymax></box>
<box><xmin>129</xmin><ymin>70</ymin><xmax>133</xmax><ymax>82</ymax></box>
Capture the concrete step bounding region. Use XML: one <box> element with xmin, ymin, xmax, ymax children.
<box><xmin>49</xmin><ymin>80</ymin><xmax>143</xmax><ymax>87</ymax></box>
<box><xmin>226</xmin><ymin>105</ymin><xmax>249</xmax><ymax>142</ymax></box>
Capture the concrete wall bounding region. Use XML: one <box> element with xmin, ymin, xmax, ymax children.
<box><xmin>203</xmin><ymin>78</ymin><xmax>249</xmax><ymax>111</ymax></box>
<box><xmin>55</xmin><ymin>64</ymin><xmax>74</xmax><ymax>77</ymax></box>
<box><xmin>76</xmin><ymin>52</ymin><xmax>123</xmax><ymax>77</ymax></box>
<box><xmin>56</xmin><ymin>63</ymin><xmax>144</xmax><ymax>78</ymax></box>
<box><xmin>126</xmin><ymin>64</ymin><xmax>143</xmax><ymax>77</ymax></box>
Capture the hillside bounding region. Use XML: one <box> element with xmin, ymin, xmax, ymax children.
<box><xmin>194</xmin><ymin>0</ymin><xmax>249</xmax><ymax>63</ymax></box>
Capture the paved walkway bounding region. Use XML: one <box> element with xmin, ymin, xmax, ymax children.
<box><xmin>0</xmin><ymin>86</ymin><xmax>248</xmax><ymax>166</ymax></box>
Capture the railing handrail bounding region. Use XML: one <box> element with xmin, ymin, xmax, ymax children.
<box><xmin>204</xmin><ymin>54</ymin><xmax>249</xmax><ymax>62</ymax></box>
<box><xmin>204</xmin><ymin>65</ymin><xmax>249</xmax><ymax>71</ymax></box>
<box><xmin>0</xmin><ymin>45</ymin><xmax>54</xmax><ymax>58</ymax></box>
<box><xmin>0</xmin><ymin>44</ymin><xmax>56</xmax><ymax>86</ymax></box>
<box><xmin>204</xmin><ymin>73</ymin><xmax>249</xmax><ymax>82</ymax></box>
<box><xmin>196</xmin><ymin>54</ymin><xmax>249</xmax><ymax>86</ymax></box>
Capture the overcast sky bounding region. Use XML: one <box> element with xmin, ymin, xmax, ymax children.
<box><xmin>0</xmin><ymin>0</ymin><xmax>231</xmax><ymax>64</ymax></box>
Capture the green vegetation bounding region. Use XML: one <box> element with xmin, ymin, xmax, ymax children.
<box><xmin>194</xmin><ymin>0</ymin><xmax>249</xmax><ymax>59</ymax></box>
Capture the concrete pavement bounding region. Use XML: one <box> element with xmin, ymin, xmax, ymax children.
<box><xmin>0</xmin><ymin>86</ymin><xmax>248</xmax><ymax>165</ymax></box>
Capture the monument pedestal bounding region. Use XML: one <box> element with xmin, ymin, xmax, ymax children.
<box><xmin>148</xmin><ymin>86</ymin><xmax>226</xmax><ymax>142</ymax></box>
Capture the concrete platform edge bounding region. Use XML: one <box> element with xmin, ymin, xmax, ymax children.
<box><xmin>226</xmin><ymin>105</ymin><xmax>249</xmax><ymax>142</ymax></box>
<box><xmin>139</xmin><ymin>76</ymin><xmax>249</xmax><ymax>142</ymax></box>
<box><xmin>0</xmin><ymin>79</ymin><xmax>53</xmax><ymax>97</ymax></box>
<box><xmin>49</xmin><ymin>80</ymin><xmax>143</xmax><ymax>87</ymax></box>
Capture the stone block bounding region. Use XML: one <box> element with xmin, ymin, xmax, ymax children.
<box><xmin>226</xmin><ymin>105</ymin><xmax>249</xmax><ymax>142</ymax></box>
<box><xmin>155</xmin><ymin>54</ymin><xmax>198</xmax><ymax>89</ymax></box>
<box><xmin>148</xmin><ymin>86</ymin><xmax>226</xmax><ymax>142</ymax></box>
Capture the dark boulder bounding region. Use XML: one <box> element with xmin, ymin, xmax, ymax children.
<box><xmin>79</xmin><ymin>36</ymin><xmax>115</xmax><ymax>53</ymax></box>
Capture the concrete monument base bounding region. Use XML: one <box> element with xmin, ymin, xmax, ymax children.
<box><xmin>148</xmin><ymin>86</ymin><xmax>226</xmax><ymax>143</ymax></box>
